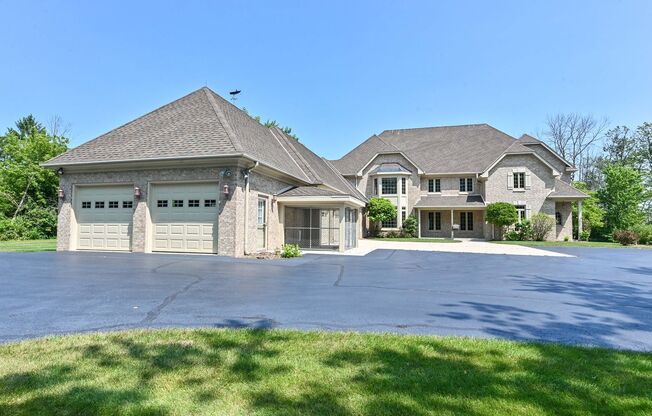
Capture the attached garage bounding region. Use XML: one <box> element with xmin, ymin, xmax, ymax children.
<box><xmin>150</xmin><ymin>183</ymin><xmax>219</xmax><ymax>253</ymax></box>
<box><xmin>75</xmin><ymin>185</ymin><xmax>134</xmax><ymax>251</ymax></box>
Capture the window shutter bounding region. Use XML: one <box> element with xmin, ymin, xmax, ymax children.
<box><xmin>507</xmin><ymin>172</ymin><xmax>514</xmax><ymax>190</ymax></box>
<box><xmin>526</xmin><ymin>205</ymin><xmax>531</xmax><ymax>219</ymax></box>
<box><xmin>525</xmin><ymin>172</ymin><xmax>532</xmax><ymax>189</ymax></box>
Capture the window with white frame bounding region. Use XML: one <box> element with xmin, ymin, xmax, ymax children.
<box><xmin>428</xmin><ymin>179</ymin><xmax>441</xmax><ymax>193</ymax></box>
<box><xmin>204</xmin><ymin>199</ymin><xmax>216</xmax><ymax>207</ymax></box>
<box><xmin>108</xmin><ymin>201</ymin><xmax>119</xmax><ymax>209</ymax></box>
<box><xmin>173</xmin><ymin>200</ymin><xmax>184</xmax><ymax>208</ymax></box>
<box><xmin>428</xmin><ymin>212</ymin><xmax>434</xmax><ymax>230</ymax></box>
<box><xmin>459</xmin><ymin>178</ymin><xmax>473</xmax><ymax>192</ymax></box>
<box><xmin>381</xmin><ymin>207</ymin><xmax>397</xmax><ymax>228</ymax></box>
<box><xmin>82</xmin><ymin>201</ymin><xmax>91</xmax><ymax>209</ymax></box>
<box><xmin>515</xmin><ymin>205</ymin><xmax>527</xmax><ymax>222</ymax></box>
<box><xmin>513</xmin><ymin>172</ymin><xmax>526</xmax><ymax>189</ymax></box>
<box><xmin>188</xmin><ymin>199</ymin><xmax>200</xmax><ymax>207</ymax></box>
<box><xmin>381</xmin><ymin>177</ymin><xmax>397</xmax><ymax>195</ymax></box>
<box><xmin>401</xmin><ymin>177</ymin><xmax>406</xmax><ymax>195</ymax></box>
<box><xmin>460</xmin><ymin>212</ymin><xmax>473</xmax><ymax>231</ymax></box>
<box><xmin>401</xmin><ymin>207</ymin><xmax>406</xmax><ymax>221</ymax></box>
<box><xmin>122</xmin><ymin>201</ymin><xmax>133</xmax><ymax>209</ymax></box>
<box><xmin>435</xmin><ymin>179</ymin><xmax>441</xmax><ymax>192</ymax></box>
<box><xmin>435</xmin><ymin>212</ymin><xmax>441</xmax><ymax>230</ymax></box>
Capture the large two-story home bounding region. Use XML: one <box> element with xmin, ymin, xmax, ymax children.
<box><xmin>331</xmin><ymin>125</ymin><xmax>587</xmax><ymax>240</ymax></box>
<box><xmin>43</xmin><ymin>87</ymin><xmax>586</xmax><ymax>256</ymax></box>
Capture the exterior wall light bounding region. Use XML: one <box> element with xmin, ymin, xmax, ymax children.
<box><xmin>56</xmin><ymin>167</ymin><xmax>64</xmax><ymax>175</ymax></box>
<box><xmin>223</xmin><ymin>184</ymin><xmax>230</xmax><ymax>197</ymax></box>
<box><xmin>134</xmin><ymin>187</ymin><xmax>141</xmax><ymax>199</ymax></box>
<box><xmin>58</xmin><ymin>188</ymin><xmax>65</xmax><ymax>199</ymax></box>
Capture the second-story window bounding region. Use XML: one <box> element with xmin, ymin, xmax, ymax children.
<box><xmin>401</xmin><ymin>177</ymin><xmax>406</xmax><ymax>195</ymax></box>
<box><xmin>428</xmin><ymin>179</ymin><xmax>434</xmax><ymax>192</ymax></box>
<box><xmin>373</xmin><ymin>178</ymin><xmax>378</xmax><ymax>195</ymax></box>
<box><xmin>514</xmin><ymin>172</ymin><xmax>525</xmax><ymax>189</ymax></box>
<box><xmin>435</xmin><ymin>179</ymin><xmax>441</xmax><ymax>192</ymax></box>
<box><xmin>381</xmin><ymin>177</ymin><xmax>397</xmax><ymax>195</ymax></box>
<box><xmin>459</xmin><ymin>178</ymin><xmax>473</xmax><ymax>192</ymax></box>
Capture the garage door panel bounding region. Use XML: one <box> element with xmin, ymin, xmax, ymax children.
<box><xmin>75</xmin><ymin>185</ymin><xmax>133</xmax><ymax>251</ymax></box>
<box><xmin>151</xmin><ymin>183</ymin><xmax>218</xmax><ymax>253</ymax></box>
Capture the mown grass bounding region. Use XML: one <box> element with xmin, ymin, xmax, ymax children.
<box><xmin>368</xmin><ymin>237</ymin><xmax>461</xmax><ymax>243</ymax></box>
<box><xmin>493</xmin><ymin>240</ymin><xmax>652</xmax><ymax>249</ymax></box>
<box><xmin>1</xmin><ymin>329</ymin><xmax>651</xmax><ymax>415</ymax></box>
<box><xmin>0</xmin><ymin>239</ymin><xmax>56</xmax><ymax>252</ymax></box>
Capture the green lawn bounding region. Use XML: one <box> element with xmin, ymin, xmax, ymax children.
<box><xmin>1</xmin><ymin>329</ymin><xmax>651</xmax><ymax>415</ymax></box>
<box><xmin>368</xmin><ymin>237</ymin><xmax>461</xmax><ymax>243</ymax></box>
<box><xmin>492</xmin><ymin>240</ymin><xmax>652</xmax><ymax>249</ymax></box>
<box><xmin>0</xmin><ymin>239</ymin><xmax>56</xmax><ymax>252</ymax></box>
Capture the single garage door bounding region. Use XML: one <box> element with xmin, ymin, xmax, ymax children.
<box><xmin>75</xmin><ymin>185</ymin><xmax>134</xmax><ymax>251</ymax></box>
<box><xmin>150</xmin><ymin>183</ymin><xmax>219</xmax><ymax>253</ymax></box>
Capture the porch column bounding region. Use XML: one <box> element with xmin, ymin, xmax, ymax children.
<box><xmin>338</xmin><ymin>206</ymin><xmax>346</xmax><ymax>252</ymax></box>
<box><xmin>396</xmin><ymin>177</ymin><xmax>403</xmax><ymax>230</ymax></box>
<box><xmin>577</xmin><ymin>200</ymin><xmax>583</xmax><ymax>240</ymax></box>
<box><xmin>417</xmin><ymin>208</ymin><xmax>421</xmax><ymax>238</ymax></box>
<box><xmin>450</xmin><ymin>209</ymin><xmax>454</xmax><ymax>239</ymax></box>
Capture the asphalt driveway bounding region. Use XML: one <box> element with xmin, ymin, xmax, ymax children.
<box><xmin>1</xmin><ymin>247</ymin><xmax>652</xmax><ymax>350</ymax></box>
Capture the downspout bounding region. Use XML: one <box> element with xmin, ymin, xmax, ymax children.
<box><xmin>243</xmin><ymin>161</ymin><xmax>259</xmax><ymax>255</ymax></box>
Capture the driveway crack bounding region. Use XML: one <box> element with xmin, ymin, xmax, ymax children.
<box><xmin>141</xmin><ymin>274</ymin><xmax>204</xmax><ymax>324</ymax></box>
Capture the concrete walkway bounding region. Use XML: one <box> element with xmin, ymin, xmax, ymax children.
<box><xmin>314</xmin><ymin>238</ymin><xmax>573</xmax><ymax>257</ymax></box>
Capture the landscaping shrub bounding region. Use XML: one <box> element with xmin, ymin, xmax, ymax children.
<box><xmin>486</xmin><ymin>202</ymin><xmax>518</xmax><ymax>240</ymax></box>
<box><xmin>531</xmin><ymin>213</ymin><xmax>555</xmax><ymax>241</ymax></box>
<box><xmin>564</xmin><ymin>236</ymin><xmax>570</xmax><ymax>242</ymax></box>
<box><xmin>280</xmin><ymin>244</ymin><xmax>302</xmax><ymax>258</ymax></box>
<box><xmin>632</xmin><ymin>224</ymin><xmax>652</xmax><ymax>245</ymax></box>
<box><xmin>613</xmin><ymin>229</ymin><xmax>639</xmax><ymax>246</ymax></box>
<box><xmin>401</xmin><ymin>214</ymin><xmax>418</xmax><ymax>237</ymax></box>
<box><xmin>514</xmin><ymin>220</ymin><xmax>533</xmax><ymax>241</ymax></box>
<box><xmin>367</xmin><ymin>197</ymin><xmax>396</xmax><ymax>237</ymax></box>
<box><xmin>504</xmin><ymin>230</ymin><xmax>520</xmax><ymax>241</ymax></box>
<box><xmin>579</xmin><ymin>230</ymin><xmax>591</xmax><ymax>241</ymax></box>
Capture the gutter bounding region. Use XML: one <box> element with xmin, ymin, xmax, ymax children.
<box><xmin>243</xmin><ymin>161</ymin><xmax>259</xmax><ymax>255</ymax></box>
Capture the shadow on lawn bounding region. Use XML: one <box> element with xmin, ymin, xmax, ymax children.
<box><xmin>1</xmin><ymin>330</ymin><xmax>651</xmax><ymax>415</ymax></box>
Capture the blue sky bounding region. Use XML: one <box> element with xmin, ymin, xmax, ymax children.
<box><xmin>1</xmin><ymin>0</ymin><xmax>651</xmax><ymax>159</ymax></box>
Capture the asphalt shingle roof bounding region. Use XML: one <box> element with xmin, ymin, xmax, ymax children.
<box><xmin>548</xmin><ymin>179</ymin><xmax>588</xmax><ymax>199</ymax></box>
<box><xmin>332</xmin><ymin>124</ymin><xmax>524</xmax><ymax>175</ymax></box>
<box><xmin>414</xmin><ymin>194</ymin><xmax>486</xmax><ymax>208</ymax></box>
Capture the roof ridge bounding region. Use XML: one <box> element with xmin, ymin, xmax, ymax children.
<box><xmin>273</xmin><ymin>127</ymin><xmax>321</xmax><ymax>183</ymax></box>
<box><xmin>380</xmin><ymin>123</ymin><xmax>491</xmax><ymax>135</ymax></box>
<box><xmin>321</xmin><ymin>157</ymin><xmax>367</xmax><ymax>200</ymax></box>
<box><xmin>203</xmin><ymin>88</ymin><xmax>243</xmax><ymax>152</ymax></box>
<box><xmin>268</xmin><ymin>127</ymin><xmax>313</xmax><ymax>183</ymax></box>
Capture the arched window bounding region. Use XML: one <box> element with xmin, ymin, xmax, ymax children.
<box><xmin>555</xmin><ymin>212</ymin><xmax>562</xmax><ymax>225</ymax></box>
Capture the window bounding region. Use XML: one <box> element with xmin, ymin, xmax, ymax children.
<box><xmin>373</xmin><ymin>178</ymin><xmax>378</xmax><ymax>195</ymax></box>
<box><xmin>459</xmin><ymin>178</ymin><xmax>473</xmax><ymax>192</ymax></box>
<box><xmin>556</xmin><ymin>212</ymin><xmax>562</xmax><ymax>225</ymax></box>
<box><xmin>108</xmin><ymin>201</ymin><xmax>119</xmax><ymax>209</ymax></box>
<box><xmin>435</xmin><ymin>179</ymin><xmax>441</xmax><ymax>193</ymax></box>
<box><xmin>435</xmin><ymin>212</ymin><xmax>441</xmax><ymax>230</ymax></box>
<box><xmin>257</xmin><ymin>199</ymin><xmax>266</xmax><ymax>225</ymax></box>
<box><xmin>514</xmin><ymin>172</ymin><xmax>525</xmax><ymax>189</ymax></box>
<box><xmin>382</xmin><ymin>217</ymin><xmax>397</xmax><ymax>228</ymax></box>
<box><xmin>381</xmin><ymin>177</ymin><xmax>397</xmax><ymax>195</ymax></box>
<box><xmin>188</xmin><ymin>199</ymin><xmax>200</xmax><ymax>207</ymax></box>
<box><xmin>428</xmin><ymin>179</ymin><xmax>434</xmax><ymax>193</ymax></box>
<box><xmin>204</xmin><ymin>199</ymin><xmax>217</xmax><ymax>208</ymax></box>
<box><xmin>401</xmin><ymin>177</ymin><xmax>406</xmax><ymax>195</ymax></box>
<box><xmin>95</xmin><ymin>201</ymin><xmax>104</xmax><ymax>209</ymax></box>
<box><xmin>428</xmin><ymin>212</ymin><xmax>434</xmax><ymax>230</ymax></box>
<box><xmin>122</xmin><ymin>201</ymin><xmax>133</xmax><ymax>209</ymax></box>
<box><xmin>460</xmin><ymin>212</ymin><xmax>473</xmax><ymax>231</ymax></box>
<box><xmin>515</xmin><ymin>205</ymin><xmax>527</xmax><ymax>222</ymax></box>
<box><xmin>173</xmin><ymin>200</ymin><xmax>184</xmax><ymax>208</ymax></box>
<box><xmin>157</xmin><ymin>200</ymin><xmax>168</xmax><ymax>208</ymax></box>
<box><xmin>401</xmin><ymin>207</ymin><xmax>406</xmax><ymax>221</ymax></box>
<box><xmin>82</xmin><ymin>201</ymin><xmax>91</xmax><ymax>209</ymax></box>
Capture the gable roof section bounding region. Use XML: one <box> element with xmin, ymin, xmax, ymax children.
<box><xmin>518</xmin><ymin>134</ymin><xmax>575</xmax><ymax>169</ymax></box>
<box><xmin>43</xmin><ymin>87</ymin><xmax>311</xmax><ymax>182</ymax></box>
<box><xmin>333</xmin><ymin>124</ymin><xmax>518</xmax><ymax>175</ymax></box>
<box><xmin>547</xmin><ymin>179</ymin><xmax>588</xmax><ymax>199</ymax></box>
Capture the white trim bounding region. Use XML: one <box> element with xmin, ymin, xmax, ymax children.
<box><xmin>521</xmin><ymin>141</ymin><xmax>575</xmax><ymax>169</ymax></box>
<box><xmin>276</xmin><ymin>195</ymin><xmax>366</xmax><ymax>208</ymax></box>
<box><xmin>356</xmin><ymin>151</ymin><xmax>424</xmax><ymax>176</ymax></box>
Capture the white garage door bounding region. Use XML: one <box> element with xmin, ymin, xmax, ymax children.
<box><xmin>75</xmin><ymin>185</ymin><xmax>134</xmax><ymax>251</ymax></box>
<box><xmin>150</xmin><ymin>183</ymin><xmax>219</xmax><ymax>253</ymax></box>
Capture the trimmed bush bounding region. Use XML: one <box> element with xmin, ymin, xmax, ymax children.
<box><xmin>531</xmin><ymin>213</ymin><xmax>555</xmax><ymax>241</ymax></box>
<box><xmin>514</xmin><ymin>220</ymin><xmax>533</xmax><ymax>241</ymax></box>
<box><xmin>504</xmin><ymin>230</ymin><xmax>520</xmax><ymax>241</ymax></box>
<box><xmin>401</xmin><ymin>215</ymin><xmax>418</xmax><ymax>238</ymax></box>
<box><xmin>486</xmin><ymin>202</ymin><xmax>518</xmax><ymax>240</ymax></box>
<box><xmin>613</xmin><ymin>230</ymin><xmax>639</xmax><ymax>246</ymax></box>
<box><xmin>579</xmin><ymin>230</ymin><xmax>590</xmax><ymax>241</ymax></box>
<box><xmin>280</xmin><ymin>244</ymin><xmax>302</xmax><ymax>258</ymax></box>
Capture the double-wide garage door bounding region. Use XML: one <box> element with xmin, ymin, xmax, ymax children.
<box><xmin>75</xmin><ymin>185</ymin><xmax>134</xmax><ymax>251</ymax></box>
<box><xmin>150</xmin><ymin>183</ymin><xmax>219</xmax><ymax>253</ymax></box>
